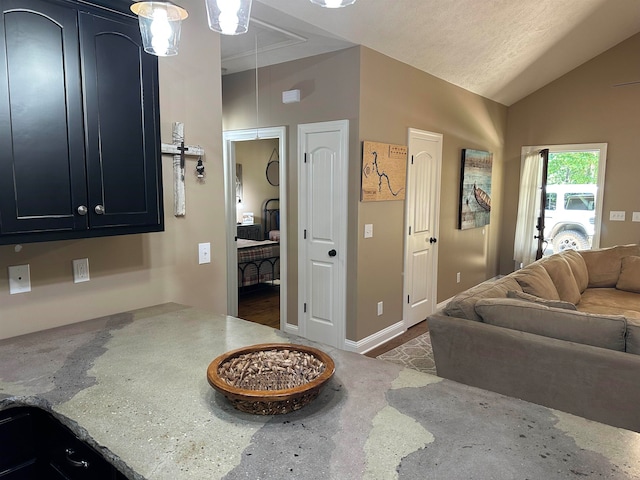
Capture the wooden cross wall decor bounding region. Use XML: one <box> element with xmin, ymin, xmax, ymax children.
<box><xmin>161</xmin><ymin>122</ymin><xmax>205</xmax><ymax>216</ymax></box>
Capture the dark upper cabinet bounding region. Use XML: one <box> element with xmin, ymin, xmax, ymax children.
<box><xmin>0</xmin><ymin>0</ymin><xmax>163</xmax><ymax>245</ymax></box>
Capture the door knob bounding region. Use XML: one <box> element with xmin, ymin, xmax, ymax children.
<box><xmin>77</xmin><ymin>205</ymin><xmax>87</xmax><ymax>216</ymax></box>
<box><xmin>94</xmin><ymin>205</ymin><xmax>105</xmax><ymax>215</ymax></box>
<box><xmin>328</xmin><ymin>249</ymin><xmax>337</xmax><ymax>257</ymax></box>
<box><xmin>429</xmin><ymin>237</ymin><xmax>437</xmax><ymax>244</ymax></box>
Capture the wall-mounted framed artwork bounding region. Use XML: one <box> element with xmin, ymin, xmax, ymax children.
<box><xmin>458</xmin><ymin>149</ymin><xmax>493</xmax><ymax>230</ymax></box>
<box><xmin>361</xmin><ymin>141</ymin><xmax>408</xmax><ymax>202</ymax></box>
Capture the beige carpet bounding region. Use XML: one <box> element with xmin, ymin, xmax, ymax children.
<box><xmin>376</xmin><ymin>332</ymin><xmax>436</xmax><ymax>375</ymax></box>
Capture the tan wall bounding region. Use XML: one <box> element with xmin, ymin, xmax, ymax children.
<box><xmin>222</xmin><ymin>47</ymin><xmax>362</xmax><ymax>329</ymax></box>
<box><xmin>500</xmin><ymin>33</ymin><xmax>640</xmax><ymax>274</ymax></box>
<box><xmin>222</xmin><ymin>46</ymin><xmax>508</xmax><ymax>342</ymax></box>
<box><xmin>356</xmin><ymin>47</ymin><xmax>508</xmax><ymax>340</ymax></box>
<box><xmin>234</xmin><ymin>139</ymin><xmax>280</xmax><ymax>226</ymax></box>
<box><xmin>0</xmin><ymin>0</ymin><xmax>226</xmax><ymax>340</ymax></box>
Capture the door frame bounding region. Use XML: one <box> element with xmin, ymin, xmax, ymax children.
<box><xmin>223</xmin><ymin>127</ymin><xmax>287</xmax><ymax>328</ymax></box>
<box><xmin>520</xmin><ymin>142</ymin><xmax>607</xmax><ymax>255</ymax></box>
<box><xmin>297</xmin><ymin>120</ymin><xmax>349</xmax><ymax>349</ymax></box>
<box><xmin>402</xmin><ymin>128</ymin><xmax>442</xmax><ymax>329</ymax></box>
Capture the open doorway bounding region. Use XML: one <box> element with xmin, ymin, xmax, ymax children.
<box><xmin>223</xmin><ymin>127</ymin><xmax>287</xmax><ymax>330</ymax></box>
<box><xmin>515</xmin><ymin>143</ymin><xmax>607</xmax><ymax>267</ymax></box>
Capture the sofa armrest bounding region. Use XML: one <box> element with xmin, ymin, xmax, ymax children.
<box><xmin>427</xmin><ymin>312</ymin><xmax>640</xmax><ymax>432</ymax></box>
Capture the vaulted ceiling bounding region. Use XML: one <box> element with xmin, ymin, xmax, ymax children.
<box><xmin>221</xmin><ymin>0</ymin><xmax>640</xmax><ymax>106</ymax></box>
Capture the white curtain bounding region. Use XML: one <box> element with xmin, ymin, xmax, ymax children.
<box><xmin>513</xmin><ymin>150</ymin><xmax>543</xmax><ymax>268</ymax></box>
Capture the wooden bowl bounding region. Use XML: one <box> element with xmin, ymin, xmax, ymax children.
<box><xmin>207</xmin><ymin>343</ymin><xmax>335</xmax><ymax>415</ymax></box>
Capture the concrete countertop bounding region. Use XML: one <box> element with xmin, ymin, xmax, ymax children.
<box><xmin>1</xmin><ymin>303</ymin><xmax>639</xmax><ymax>479</ymax></box>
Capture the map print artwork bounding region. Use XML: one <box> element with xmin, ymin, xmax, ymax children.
<box><xmin>361</xmin><ymin>141</ymin><xmax>408</xmax><ymax>202</ymax></box>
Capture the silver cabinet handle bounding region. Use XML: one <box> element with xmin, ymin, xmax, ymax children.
<box><xmin>77</xmin><ymin>205</ymin><xmax>88</xmax><ymax>216</ymax></box>
<box><xmin>94</xmin><ymin>205</ymin><xmax>105</xmax><ymax>215</ymax></box>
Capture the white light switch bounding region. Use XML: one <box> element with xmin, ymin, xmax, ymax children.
<box><xmin>8</xmin><ymin>264</ymin><xmax>31</xmax><ymax>294</ymax></box>
<box><xmin>199</xmin><ymin>243</ymin><xmax>211</xmax><ymax>264</ymax></box>
<box><xmin>610</xmin><ymin>211</ymin><xmax>626</xmax><ymax>221</ymax></box>
<box><xmin>364</xmin><ymin>224</ymin><xmax>373</xmax><ymax>238</ymax></box>
<box><xmin>633</xmin><ymin>212</ymin><xmax>640</xmax><ymax>222</ymax></box>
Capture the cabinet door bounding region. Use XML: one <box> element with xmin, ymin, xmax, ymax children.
<box><xmin>0</xmin><ymin>0</ymin><xmax>88</xmax><ymax>235</ymax></box>
<box><xmin>79</xmin><ymin>11</ymin><xmax>162</xmax><ymax>230</ymax></box>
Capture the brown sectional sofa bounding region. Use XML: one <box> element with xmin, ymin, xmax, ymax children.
<box><xmin>427</xmin><ymin>244</ymin><xmax>640</xmax><ymax>432</ymax></box>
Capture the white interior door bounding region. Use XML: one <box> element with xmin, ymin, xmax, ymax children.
<box><xmin>403</xmin><ymin>129</ymin><xmax>442</xmax><ymax>328</ymax></box>
<box><xmin>298</xmin><ymin>120</ymin><xmax>348</xmax><ymax>348</ymax></box>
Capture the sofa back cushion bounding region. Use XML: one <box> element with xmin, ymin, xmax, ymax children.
<box><xmin>625</xmin><ymin>318</ymin><xmax>640</xmax><ymax>354</ymax></box>
<box><xmin>474</xmin><ymin>298</ymin><xmax>627</xmax><ymax>351</ymax></box>
<box><xmin>512</xmin><ymin>263</ymin><xmax>561</xmax><ymax>300</ymax></box>
<box><xmin>540</xmin><ymin>255</ymin><xmax>581</xmax><ymax>304</ymax></box>
<box><xmin>560</xmin><ymin>249</ymin><xmax>589</xmax><ymax>293</ymax></box>
<box><xmin>581</xmin><ymin>244</ymin><xmax>640</xmax><ymax>288</ymax></box>
<box><xmin>444</xmin><ymin>276</ymin><xmax>522</xmax><ymax>322</ymax></box>
<box><xmin>616</xmin><ymin>256</ymin><xmax>640</xmax><ymax>294</ymax></box>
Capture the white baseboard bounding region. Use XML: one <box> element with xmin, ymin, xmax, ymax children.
<box><xmin>344</xmin><ymin>320</ymin><xmax>406</xmax><ymax>355</ymax></box>
<box><xmin>284</xmin><ymin>323</ymin><xmax>298</xmax><ymax>335</ymax></box>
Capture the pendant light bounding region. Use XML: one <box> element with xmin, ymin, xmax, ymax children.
<box><xmin>310</xmin><ymin>0</ymin><xmax>356</xmax><ymax>7</ymax></box>
<box><xmin>130</xmin><ymin>1</ymin><xmax>188</xmax><ymax>56</ymax></box>
<box><xmin>205</xmin><ymin>0</ymin><xmax>253</xmax><ymax>35</ymax></box>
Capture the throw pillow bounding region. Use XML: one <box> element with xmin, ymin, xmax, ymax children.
<box><xmin>474</xmin><ymin>298</ymin><xmax>626</xmax><ymax>351</ymax></box>
<box><xmin>540</xmin><ymin>255</ymin><xmax>581</xmax><ymax>304</ymax></box>
<box><xmin>560</xmin><ymin>249</ymin><xmax>589</xmax><ymax>293</ymax></box>
<box><xmin>512</xmin><ymin>263</ymin><xmax>561</xmax><ymax>300</ymax></box>
<box><xmin>616</xmin><ymin>256</ymin><xmax>640</xmax><ymax>294</ymax></box>
<box><xmin>507</xmin><ymin>290</ymin><xmax>577</xmax><ymax>310</ymax></box>
<box><xmin>581</xmin><ymin>244</ymin><xmax>640</xmax><ymax>288</ymax></box>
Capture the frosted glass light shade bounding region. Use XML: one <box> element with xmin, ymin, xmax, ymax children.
<box><xmin>310</xmin><ymin>0</ymin><xmax>356</xmax><ymax>7</ymax></box>
<box><xmin>206</xmin><ymin>0</ymin><xmax>253</xmax><ymax>35</ymax></box>
<box><xmin>131</xmin><ymin>2</ymin><xmax>188</xmax><ymax>56</ymax></box>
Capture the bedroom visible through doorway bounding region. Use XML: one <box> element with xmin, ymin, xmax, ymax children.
<box><xmin>223</xmin><ymin>127</ymin><xmax>287</xmax><ymax>330</ymax></box>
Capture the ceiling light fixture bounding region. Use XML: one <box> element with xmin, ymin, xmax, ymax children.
<box><xmin>205</xmin><ymin>0</ymin><xmax>253</xmax><ymax>35</ymax></box>
<box><xmin>130</xmin><ymin>2</ymin><xmax>188</xmax><ymax>56</ymax></box>
<box><xmin>310</xmin><ymin>0</ymin><xmax>356</xmax><ymax>8</ymax></box>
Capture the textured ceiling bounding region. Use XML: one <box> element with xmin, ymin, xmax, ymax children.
<box><xmin>232</xmin><ymin>0</ymin><xmax>640</xmax><ymax>106</ymax></box>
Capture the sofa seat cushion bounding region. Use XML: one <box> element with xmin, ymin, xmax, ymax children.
<box><xmin>581</xmin><ymin>244</ymin><xmax>640</xmax><ymax>288</ymax></box>
<box><xmin>577</xmin><ymin>288</ymin><xmax>640</xmax><ymax>320</ymax></box>
<box><xmin>540</xmin><ymin>254</ymin><xmax>581</xmax><ymax>304</ymax></box>
<box><xmin>512</xmin><ymin>263</ymin><xmax>561</xmax><ymax>300</ymax></box>
<box><xmin>474</xmin><ymin>298</ymin><xmax>626</xmax><ymax>351</ymax></box>
<box><xmin>616</xmin><ymin>256</ymin><xmax>640</xmax><ymax>294</ymax></box>
<box><xmin>444</xmin><ymin>276</ymin><xmax>522</xmax><ymax>322</ymax></box>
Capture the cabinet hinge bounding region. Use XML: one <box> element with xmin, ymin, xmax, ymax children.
<box><xmin>409</xmin><ymin>226</ymin><xmax>411</xmax><ymax>235</ymax></box>
<box><xmin>411</xmin><ymin>155</ymin><xmax>414</xmax><ymax>165</ymax></box>
<box><xmin>304</xmin><ymin>303</ymin><xmax>307</xmax><ymax>313</ymax></box>
<box><xmin>304</xmin><ymin>153</ymin><xmax>307</xmax><ymax>163</ymax></box>
<box><xmin>407</xmin><ymin>295</ymin><xmax>410</xmax><ymax>304</ymax></box>
<box><xmin>304</xmin><ymin>229</ymin><xmax>307</xmax><ymax>239</ymax></box>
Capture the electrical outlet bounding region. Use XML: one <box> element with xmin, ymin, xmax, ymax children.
<box><xmin>73</xmin><ymin>258</ymin><xmax>90</xmax><ymax>283</ymax></box>
<box><xmin>377</xmin><ymin>301</ymin><xmax>383</xmax><ymax>316</ymax></box>
<box><xmin>364</xmin><ymin>224</ymin><xmax>373</xmax><ymax>238</ymax></box>
<box><xmin>456</xmin><ymin>272</ymin><xmax>461</xmax><ymax>283</ymax></box>
<box><xmin>633</xmin><ymin>212</ymin><xmax>640</xmax><ymax>222</ymax></box>
<box><xmin>8</xmin><ymin>264</ymin><xmax>31</xmax><ymax>294</ymax></box>
<box><xmin>199</xmin><ymin>242</ymin><xmax>211</xmax><ymax>264</ymax></box>
<box><xmin>610</xmin><ymin>210</ymin><xmax>626</xmax><ymax>221</ymax></box>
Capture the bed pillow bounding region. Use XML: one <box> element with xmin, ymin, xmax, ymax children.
<box><xmin>507</xmin><ymin>290</ymin><xmax>577</xmax><ymax>310</ymax></box>
<box><xmin>474</xmin><ymin>298</ymin><xmax>626</xmax><ymax>351</ymax></box>
<box><xmin>616</xmin><ymin>256</ymin><xmax>640</xmax><ymax>294</ymax></box>
<box><xmin>512</xmin><ymin>263</ymin><xmax>561</xmax><ymax>300</ymax></box>
<box><xmin>540</xmin><ymin>255</ymin><xmax>581</xmax><ymax>305</ymax></box>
